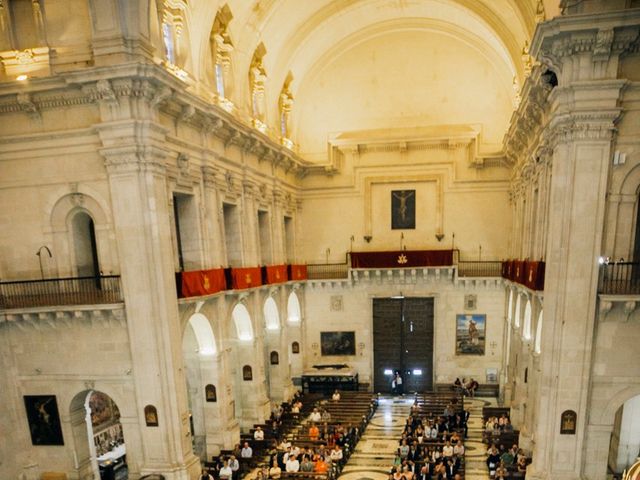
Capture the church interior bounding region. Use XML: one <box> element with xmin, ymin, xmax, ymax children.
<box><xmin>1</xmin><ymin>0</ymin><xmax>640</xmax><ymax>479</ymax></box>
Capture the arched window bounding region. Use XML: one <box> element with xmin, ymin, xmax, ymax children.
<box><xmin>287</xmin><ymin>292</ymin><xmax>301</xmax><ymax>323</ymax></box>
<box><xmin>232</xmin><ymin>303</ymin><xmax>253</xmax><ymax>340</ymax></box>
<box><xmin>71</xmin><ymin>211</ymin><xmax>99</xmax><ymax>277</ymax></box>
<box><xmin>264</xmin><ymin>297</ymin><xmax>280</xmax><ymax>330</ymax></box>
<box><xmin>507</xmin><ymin>289</ymin><xmax>514</xmax><ymax>325</ymax></box>
<box><xmin>534</xmin><ymin>310</ymin><xmax>543</xmax><ymax>354</ymax></box>
<box><xmin>523</xmin><ymin>300</ymin><xmax>532</xmax><ymax>340</ymax></box>
<box><xmin>187</xmin><ymin>312</ymin><xmax>217</xmax><ymax>355</ymax></box>
<box><xmin>514</xmin><ymin>294</ymin><xmax>522</xmax><ymax>329</ymax></box>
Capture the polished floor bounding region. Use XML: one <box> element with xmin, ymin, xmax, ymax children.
<box><xmin>338</xmin><ymin>395</ymin><xmax>493</xmax><ymax>480</ymax></box>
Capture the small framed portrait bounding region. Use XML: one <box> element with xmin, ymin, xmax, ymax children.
<box><xmin>24</xmin><ymin>395</ymin><xmax>64</xmax><ymax>445</ymax></box>
<box><xmin>270</xmin><ymin>351</ymin><xmax>279</xmax><ymax>365</ymax></box>
<box><xmin>291</xmin><ymin>341</ymin><xmax>300</xmax><ymax>354</ymax></box>
<box><xmin>242</xmin><ymin>365</ymin><xmax>253</xmax><ymax>381</ymax></box>
<box><xmin>560</xmin><ymin>410</ymin><xmax>577</xmax><ymax>435</ymax></box>
<box><xmin>205</xmin><ymin>384</ymin><xmax>217</xmax><ymax>403</ymax></box>
<box><xmin>144</xmin><ymin>405</ymin><xmax>159</xmax><ymax>427</ymax></box>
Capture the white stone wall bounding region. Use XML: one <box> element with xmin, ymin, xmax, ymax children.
<box><xmin>302</xmin><ymin>275</ymin><xmax>505</xmax><ymax>387</ymax></box>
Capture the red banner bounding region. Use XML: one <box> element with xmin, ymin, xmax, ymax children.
<box><xmin>181</xmin><ymin>268</ymin><xmax>227</xmax><ymax>297</ymax></box>
<box><xmin>289</xmin><ymin>264</ymin><xmax>308</xmax><ymax>280</ymax></box>
<box><xmin>266</xmin><ymin>265</ymin><xmax>288</xmax><ymax>284</ymax></box>
<box><xmin>350</xmin><ymin>250</ymin><xmax>454</xmax><ymax>268</ymax></box>
<box><xmin>502</xmin><ymin>260</ymin><xmax>545</xmax><ymax>291</ymax></box>
<box><xmin>231</xmin><ymin>267</ymin><xmax>263</xmax><ymax>289</ymax></box>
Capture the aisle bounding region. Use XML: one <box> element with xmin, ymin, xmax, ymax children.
<box><xmin>461</xmin><ymin>397</ymin><xmax>494</xmax><ymax>480</ymax></box>
<box><xmin>338</xmin><ymin>395</ymin><xmax>413</xmax><ymax>480</ymax></box>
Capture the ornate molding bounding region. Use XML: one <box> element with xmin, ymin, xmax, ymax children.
<box><xmin>101</xmin><ymin>145</ymin><xmax>168</xmax><ymax>175</ymax></box>
<box><xmin>0</xmin><ymin>305</ymin><xmax>126</xmax><ymax>330</ymax></box>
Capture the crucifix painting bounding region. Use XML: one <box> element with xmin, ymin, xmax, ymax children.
<box><xmin>391</xmin><ymin>189</ymin><xmax>416</xmax><ymax>229</ymax></box>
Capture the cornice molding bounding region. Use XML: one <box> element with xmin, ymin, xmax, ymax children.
<box><xmin>0</xmin><ymin>63</ymin><xmax>313</xmax><ymax>178</ymax></box>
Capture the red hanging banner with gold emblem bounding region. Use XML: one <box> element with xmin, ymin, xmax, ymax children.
<box><xmin>350</xmin><ymin>250</ymin><xmax>454</xmax><ymax>268</ymax></box>
<box><xmin>288</xmin><ymin>264</ymin><xmax>308</xmax><ymax>280</ymax></box>
<box><xmin>231</xmin><ymin>267</ymin><xmax>263</xmax><ymax>289</ymax></box>
<box><xmin>266</xmin><ymin>265</ymin><xmax>288</xmax><ymax>284</ymax></box>
<box><xmin>181</xmin><ymin>268</ymin><xmax>227</xmax><ymax>297</ymax></box>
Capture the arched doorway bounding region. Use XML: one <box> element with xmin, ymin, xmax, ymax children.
<box><xmin>608</xmin><ymin>394</ymin><xmax>640</xmax><ymax>476</ymax></box>
<box><xmin>70</xmin><ymin>210</ymin><xmax>100</xmax><ymax>278</ymax></box>
<box><xmin>264</xmin><ymin>296</ymin><xmax>286</xmax><ymax>401</ymax></box>
<box><xmin>182</xmin><ymin>312</ymin><xmax>219</xmax><ymax>460</ymax></box>
<box><xmin>69</xmin><ymin>390</ymin><xmax>126</xmax><ymax>480</ymax></box>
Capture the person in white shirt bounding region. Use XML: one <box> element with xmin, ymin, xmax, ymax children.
<box><xmin>442</xmin><ymin>440</ymin><xmax>454</xmax><ymax>459</ymax></box>
<box><xmin>332</xmin><ymin>390</ymin><xmax>341</xmax><ymax>401</ymax></box>
<box><xmin>309</xmin><ymin>408</ymin><xmax>322</xmax><ymax>423</ymax></box>
<box><xmin>453</xmin><ymin>440</ymin><xmax>465</xmax><ymax>457</ymax></box>
<box><xmin>253</xmin><ymin>426</ymin><xmax>264</xmax><ymax>440</ymax></box>
<box><xmin>219</xmin><ymin>461</ymin><xmax>232</xmax><ymax>480</ymax></box>
<box><xmin>330</xmin><ymin>445</ymin><xmax>343</xmax><ymax>462</ymax></box>
<box><xmin>285</xmin><ymin>454</ymin><xmax>300</xmax><ymax>472</ymax></box>
<box><xmin>240</xmin><ymin>441</ymin><xmax>253</xmax><ymax>458</ymax></box>
<box><xmin>228</xmin><ymin>455</ymin><xmax>239</xmax><ymax>476</ymax></box>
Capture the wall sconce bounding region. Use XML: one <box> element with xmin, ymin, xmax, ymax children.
<box><xmin>363</xmin><ymin>235</ymin><xmax>372</xmax><ymax>243</ymax></box>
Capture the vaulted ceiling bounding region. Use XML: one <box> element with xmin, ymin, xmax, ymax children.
<box><xmin>174</xmin><ymin>0</ymin><xmax>562</xmax><ymax>159</ymax></box>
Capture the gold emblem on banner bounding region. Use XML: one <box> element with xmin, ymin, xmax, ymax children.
<box><xmin>203</xmin><ymin>275</ymin><xmax>210</xmax><ymax>289</ymax></box>
<box><xmin>397</xmin><ymin>254</ymin><xmax>408</xmax><ymax>264</ymax></box>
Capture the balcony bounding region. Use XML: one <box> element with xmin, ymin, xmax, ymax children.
<box><xmin>598</xmin><ymin>262</ymin><xmax>640</xmax><ymax>295</ymax></box>
<box><xmin>306</xmin><ymin>263</ymin><xmax>349</xmax><ymax>280</ymax></box>
<box><xmin>0</xmin><ymin>275</ymin><xmax>123</xmax><ymax>309</ymax></box>
<box><xmin>457</xmin><ymin>260</ymin><xmax>502</xmax><ymax>277</ymax></box>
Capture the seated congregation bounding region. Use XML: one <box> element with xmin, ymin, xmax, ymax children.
<box><xmin>202</xmin><ymin>390</ymin><xmax>377</xmax><ymax>480</ymax></box>
<box><xmin>388</xmin><ymin>394</ymin><xmax>467</xmax><ymax>480</ymax></box>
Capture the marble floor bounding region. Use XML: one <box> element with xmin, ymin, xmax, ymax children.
<box><xmin>338</xmin><ymin>395</ymin><xmax>494</xmax><ymax>480</ymax></box>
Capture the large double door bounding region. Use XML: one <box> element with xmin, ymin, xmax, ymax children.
<box><xmin>372</xmin><ymin>297</ymin><xmax>434</xmax><ymax>393</ymax></box>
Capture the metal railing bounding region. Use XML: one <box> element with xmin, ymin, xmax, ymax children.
<box><xmin>457</xmin><ymin>261</ymin><xmax>502</xmax><ymax>277</ymax></box>
<box><xmin>598</xmin><ymin>262</ymin><xmax>640</xmax><ymax>295</ymax></box>
<box><xmin>306</xmin><ymin>263</ymin><xmax>349</xmax><ymax>280</ymax></box>
<box><xmin>0</xmin><ymin>275</ymin><xmax>123</xmax><ymax>309</ymax></box>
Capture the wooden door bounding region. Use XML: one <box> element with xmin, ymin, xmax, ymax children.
<box><xmin>372</xmin><ymin>297</ymin><xmax>434</xmax><ymax>393</ymax></box>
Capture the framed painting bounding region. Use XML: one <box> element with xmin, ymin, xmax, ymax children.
<box><xmin>455</xmin><ymin>314</ymin><xmax>486</xmax><ymax>355</ymax></box>
<box><xmin>205</xmin><ymin>384</ymin><xmax>217</xmax><ymax>402</ymax></box>
<box><xmin>391</xmin><ymin>189</ymin><xmax>416</xmax><ymax>229</ymax></box>
<box><xmin>24</xmin><ymin>395</ymin><xmax>64</xmax><ymax>445</ymax></box>
<box><xmin>321</xmin><ymin>331</ymin><xmax>356</xmax><ymax>356</ymax></box>
<box><xmin>144</xmin><ymin>405</ymin><xmax>159</xmax><ymax>427</ymax></box>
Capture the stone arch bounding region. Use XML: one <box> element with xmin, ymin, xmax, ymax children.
<box><xmin>264</xmin><ymin>296</ymin><xmax>280</xmax><ymax>330</ymax></box>
<box><xmin>534</xmin><ymin>309</ymin><xmax>543</xmax><ymax>354</ymax></box>
<box><xmin>68</xmin><ymin>389</ymin><xmax>127</xmax><ymax>480</ymax></box>
<box><xmin>46</xmin><ymin>189</ymin><xmax>115</xmax><ymax>277</ymax></box>
<box><xmin>507</xmin><ymin>288</ymin><xmax>514</xmax><ymax>325</ymax></box>
<box><xmin>287</xmin><ymin>291</ymin><xmax>301</xmax><ymax>323</ymax></box>
<box><xmin>600</xmin><ymin>385</ymin><xmax>640</xmax><ymax>426</ymax></box>
<box><xmin>232</xmin><ymin>302</ymin><xmax>254</xmax><ymax>340</ymax></box>
<box><xmin>523</xmin><ymin>299</ymin><xmax>532</xmax><ymax>340</ymax></box>
<box><xmin>514</xmin><ymin>292</ymin><xmax>522</xmax><ymax>329</ymax></box>
<box><xmin>186</xmin><ymin>312</ymin><xmax>217</xmax><ymax>355</ymax></box>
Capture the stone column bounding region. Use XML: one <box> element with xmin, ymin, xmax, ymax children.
<box><xmin>202</xmin><ymin>166</ymin><xmax>226</xmax><ymax>267</ymax></box>
<box><xmin>100</xmin><ymin>139</ymin><xmax>199</xmax><ymax>479</ymax></box>
<box><xmin>526</xmin><ymin>13</ymin><xmax>640</xmax><ymax>478</ymax></box>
